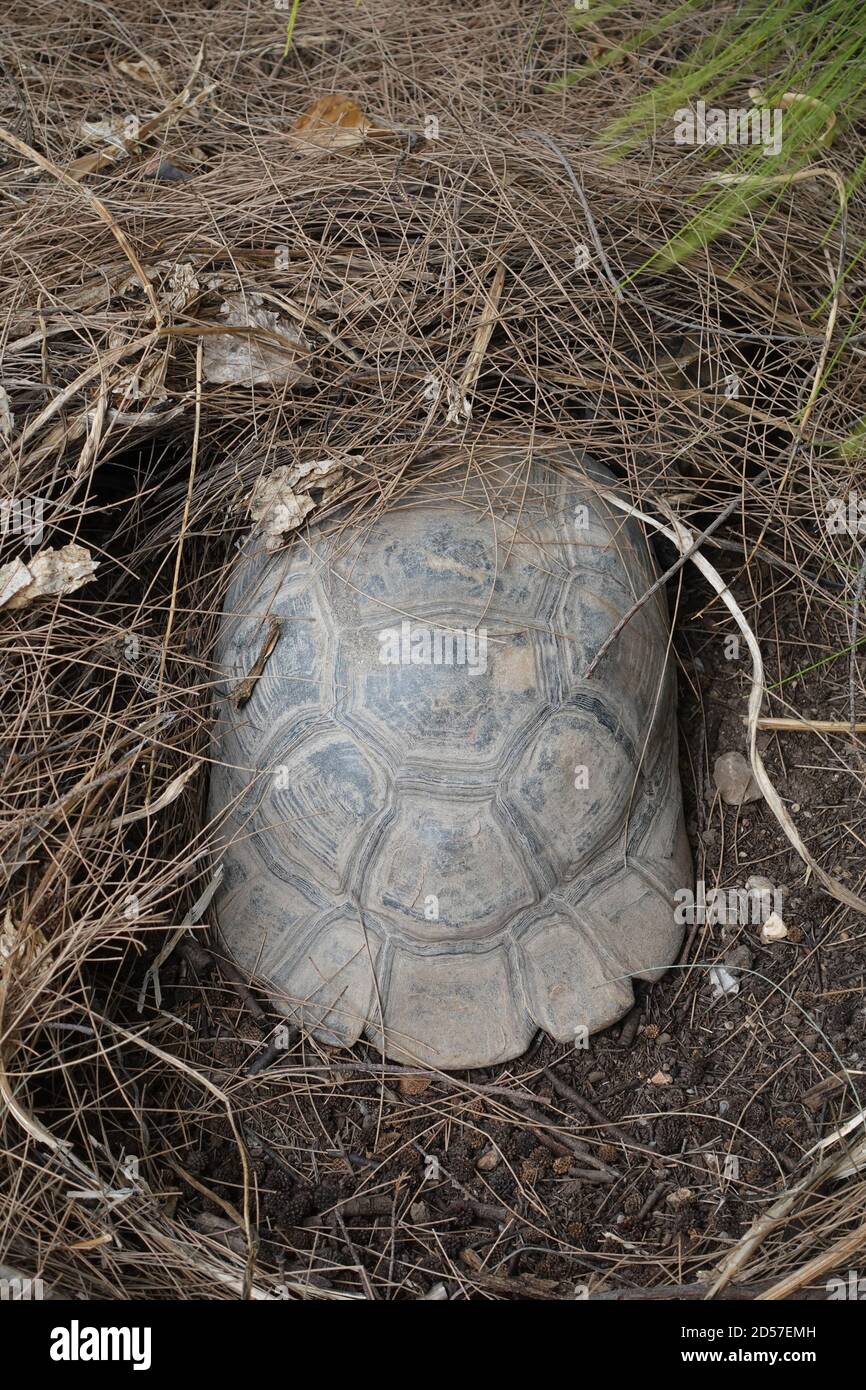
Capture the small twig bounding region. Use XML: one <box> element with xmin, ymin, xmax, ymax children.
<box><xmin>849</xmin><ymin>549</ymin><xmax>866</xmax><ymax>738</ymax></box>
<box><xmin>231</xmin><ymin>617</ymin><xmax>282</xmax><ymax>707</ymax></box>
<box><xmin>754</xmin><ymin>716</ymin><xmax>866</xmax><ymax>734</ymax></box>
<box><xmin>634</xmin><ymin>1181</ymin><xmax>670</xmax><ymax>1223</ymax></box>
<box><xmin>617</xmin><ymin>1003</ymin><xmax>643</xmax><ymax>1049</ymax></box>
<box><xmin>207</xmin><ymin>954</ymin><xmax>268</xmax><ymax>1023</ymax></box>
<box><xmin>542</xmin><ymin>1067</ymin><xmax>638</xmax><ymax>1147</ymax></box>
<box><xmin>459</xmin><ymin>260</ymin><xmax>506</xmax><ymax>404</ymax></box>
<box><xmin>334</xmin><ymin>1210</ymin><xmax>378</xmax><ymax>1300</ymax></box>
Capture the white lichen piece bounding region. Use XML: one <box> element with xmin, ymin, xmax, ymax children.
<box><xmin>0</xmin><ymin>543</ymin><xmax>98</xmax><ymax>610</ymax></box>
<box><xmin>0</xmin><ymin>385</ymin><xmax>14</xmax><ymax>439</ymax></box>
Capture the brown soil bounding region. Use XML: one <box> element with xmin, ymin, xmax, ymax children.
<box><xmin>155</xmin><ymin>555</ymin><xmax>866</xmax><ymax>1300</ymax></box>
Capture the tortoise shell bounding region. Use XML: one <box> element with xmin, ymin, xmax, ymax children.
<box><xmin>208</xmin><ymin>450</ymin><xmax>692</xmax><ymax>1068</ymax></box>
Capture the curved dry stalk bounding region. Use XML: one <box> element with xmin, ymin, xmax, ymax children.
<box><xmin>600</xmin><ymin>487</ymin><xmax>866</xmax><ymax>914</ymax></box>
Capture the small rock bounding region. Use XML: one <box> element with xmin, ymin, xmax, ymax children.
<box><xmin>713</xmin><ymin>751</ymin><xmax>762</xmax><ymax>805</ymax></box>
<box><xmin>476</xmin><ymin>1148</ymin><xmax>500</xmax><ymax>1172</ymax></box>
<box><xmin>410</xmin><ymin>1201</ymin><xmax>430</xmax><ymax>1223</ymax></box>
<box><xmin>745</xmin><ymin>876</ymin><xmax>780</xmax><ymax>924</ymax></box>
<box><xmin>710</xmin><ymin>965</ymin><xmax>739</xmax><ymax>999</ymax></box>
<box><xmin>726</xmin><ymin>944</ymin><xmax>753</xmax><ymax>972</ymax></box>
<box><xmin>666</xmin><ymin>1187</ymin><xmax>693</xmax><ymax>1207</ymax></box>
<box><xmin>154</xmin><ymin>159</ymin><xmax>193</xmax><ymax>182</ymax></box>
<box><xmin>760</xmin><ymin>912</ymin><xmax>788</xmax><ymax>943</ymax></box>
<box><xmin>649</xmin><ymin>1070</ymin><xmax>673</xmax><ymax>1086</ymax></box>
<box><xmin>745</xmin><ymin>875</ymin><xmax>775</xmax><ymax>894</ymax></box>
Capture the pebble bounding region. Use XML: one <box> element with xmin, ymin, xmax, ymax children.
<box><xmin>713</xmin><ymin>751</ymin><xmax>763</xmax><ymax>805</ymax></box>
<box><xmin>154</xmin><ymin>159</ymin><xmax>193</xmax><ymax>182</ymax></box>
<box><xmin>726</xmin><ymin>944</ymin><xmax>753</xmax><ymax>972</ymax></box>
<box><xmin>710</xmin><ymin>965</ymin><xmax>739</xmax><ymax>999</ymax></box>
<box><xmin>760</xmin><ymin>912</ymin><xmax>788</xmax><ymax>943</ymax></box>
<box><xmin>745</xmin><ymin>875</ymin><xmax>775</xmax><ymax>895</ymax></box>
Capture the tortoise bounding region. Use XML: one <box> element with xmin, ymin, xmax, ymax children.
<box><xmin>208</xmin><ymin>449</ymin><xmax>692</xmax><ymax>1069</ymax></box>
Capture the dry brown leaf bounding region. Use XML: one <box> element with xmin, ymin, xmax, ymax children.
<box><xmin>114</xmin><ymin>56</ymin><xmax>168</xmax><ymax>92</ymax></box>
<box><xmin>0</xmin><ymin>543</ymin><xmax>98</xmax><ymax>610</ymax></box>
<box><xmin>158</xmin><ymin>260</ymin><xmax>201</xmax><ymax>314</ymax></box>
<box><xmin>203</xmin><ymin>292</ymin><xmax>312</xmax><ymax>387</ymax></box>
<box><xmin>289</xmin><ymin>93</ymin><xmax>390</xmax><ymax>153</ymax></box>
<box><xmin>77</xmin><ymin>117</ymin><xmax>128</xmax><ymax>149</ymax></box>
<box><xmin>588</xmin><ymin>42</ymin><xmax>626</xmax><ymax>68</ymax></box>
<box><xmin>247</xmin><ymin>457</ymin><xmax>352</xmax><ymax>550</ymax></box>
<box><xmin>0</xmin><ymin>906</ymin><xmax>50</xmax><ymax>973</ymax></box>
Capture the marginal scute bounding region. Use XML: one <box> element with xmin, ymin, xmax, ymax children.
<box><xmin>632</xmin><ymin>751</ymin><xmax>687</xmax><ymax>864</ymax></box>
<box><xmin>213</xmin><ymin>846</ymin><xmax>326</xmax><ymax>985</ymax></box>
<box><xmin>366</xmin><ymin>943</ymin><xmax>534</xmax><ymax>1067</ymax></box>
<box><xmin>556</xmin><ymin>576</ymin><xmax>667</xmax><ymax>738</ymax></box>
<box><xmin>273</xmin><ymin>914</ymin><xmax>379</xmax><ymax>1046</ymax></box>
<box><xmin>582</xmin><ymin>862</ymin><xmax>690</xmax><ymax>983</ymax></box>
<box><xmin>518</xmin><ymin>911</ymin><xmax>634</xmax><ymax>1040</ymax></box>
